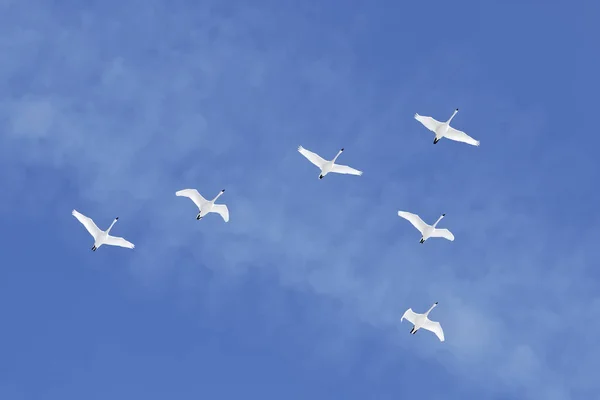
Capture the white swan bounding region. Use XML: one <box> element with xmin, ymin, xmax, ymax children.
<box><xmin>414</xmin><ymin>108</ymin><xmax>479</xmax><ymax>146</ymax></box>
<box><xmin>401</xmin><ymin>302</ymin><xmax>445</xmax><ymax>342</ymax></box>
<box><xmin>176</xmin><ymin>188</ymin><xmax>229</xmax><ymax>222</ymax></box>
<box><xmin>72</xmin><ymin>209</ymin><xmax>135</xmax><ymax>251</ymax></box>
<box><xmin>397</xmin><ymin>211</ymin><xmax>454</xmax><ymax>243</ymax></box>
<box><xmin>297</xmin><ymin>146</ymin><xmax>363</xmax><ymax>179</ymax></box>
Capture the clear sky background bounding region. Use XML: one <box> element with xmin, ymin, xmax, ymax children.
<box><xmin>0</xmin><ymin>0</ymin><xmax>598</xmax><ymax>399</ymax></box>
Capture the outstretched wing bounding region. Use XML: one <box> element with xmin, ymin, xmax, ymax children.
<box><xmin>331</xmin><ymin>164</ymin><xmax>363</xmax><ymax>176</ymax></box>
<box><xmin>445</xmin><ymin>126</ymin><xmax>480</xmax><ymax>146</ymax></box>
<box><xmin>430</xmin><ymin>228</ymin><xmax>455</xmax><ymax>241</ymax></box>
<box><xmin>211</xmin><ymin>204</ymin><xmax>229</xmax><ymax>222</ymax></box>
<box><xmin>176</xmin><ymin>189</ymin><xmax>207</xmax><ymax>209</ymax></box>
<box><xmin>401</xmin><ymin>308</ymin><xmax>419</xmax><ymax>325</ymax></box>
<box><xmin>104</xmin><ymin>235</ymin><xmax>135</xmax><ymax>249</ymax></box>
<box><xmin>397</xmin><ymin>211</ymin><xmax>429</xmax><ymax>235</ymax></box>
<box><xmin>422</xmin><ymin>319</ymin><xmax>445</xmax><ymax>342</ymax></box>
<box><xmin>298</xmin><ymin>146</ymin><xmax>327</xmax><ymax>168</ymax></box>
<box><xmin>72</xmin><ymin>209</ymin><xmax>102</xmax><ymax>239</ymax></box>
<box><xmin>414</xmin><ymin>113</ymin><xmax>442</xmax><ymax>133</ymax></box>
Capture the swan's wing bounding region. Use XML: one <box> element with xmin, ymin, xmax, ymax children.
<box><xmin>430</xmin><ymin>228</ymin><xmax>455</xmax><ymax>241</ymax></box>
<box><xmin>422</xmin><ymin>319</ymin><xmax>445</xmax><ymax>342</ymax></box>
<box><xmin>444</xmin><ymin>126</ymin><xmax>480</xmax><ymax>146</ymax></box>
<box><xmin>211</xmin><ymin>204</ymin><xmax>229</xmax><ymax>222</ymax></box>
<box><xmin>331</xmin><ymin>164</ymin><xmax>363</xmax><ymax>176</ymax></box>
<box><xmin>298</xmin><ymin>146</ymin><xmax>327</xmax><ymax>168</ymax></box>
<box><xmin>104</xmin><ymin>235</ymin><xmax>135</xmax><ymax>249</ymax></box>
<box><xmin>414</xmin><ymin>113</ymin><xmax>442</xmax><ymax>133</ymax></box>
<box><xmin>72</xmin><ymin>209</ymin><xmax>102</xmax><ymax>239</ymax></box>
<box><xmin>401</xmin><ymin>308</ymin><xmax>419</xmax><ymax>325</ymax></box>
<box><xmin>176</xmin><ymin>189</ymin><xmax>207</xmax><ymax>209</ymax></box>
<box><xmin>397</xmin><ymin>211</ymin><xmax>428</xmax><ymax>235</ymax></box>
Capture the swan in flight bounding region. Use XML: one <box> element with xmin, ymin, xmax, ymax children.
<box><xmin>401</xmin><ymin>302</ymin><xmax>445</xmax><ymax>342</ymax></box>
<box><xmin>72</xmin><ymin>209</ymin><xmax>135</xmax><ymax>251</ymax></box>
<box><xmin>297</xmin><ymin>146</ymin><xmax>363</xmax><ymax>179</ymax></box>
<box><xmin>176</xmin><ymin>188</ymin><xmax>229</xmax><ymax>222</ymax></box>
<box><xmin>397</xmin><ymin>211</ymin><xmax>455</xmax><ymax>243</ymax></box>
<box><xmin>414</xmin><ymin>108</ymin><xmax>480</xmax><ymax>146</ymax></box>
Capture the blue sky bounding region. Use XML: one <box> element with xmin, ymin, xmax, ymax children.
<box><xmin>0</xmin><ymin>0</ymin><xmax>598</xmax><ymax>398</ymax></box>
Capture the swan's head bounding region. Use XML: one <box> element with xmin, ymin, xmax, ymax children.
<box><xmin>340</xmin><ymin>148</ymin><xmax>344</xmax><ymax>152</ymax></box>
<box><xmin>434</xmin><ymin>301</ymin><xmax>438</xmax><ymax>305</ymax></box>
<box><xmin>115</xmin><ymin>217</ymin><xmax>119</xmax><ymax>220</ymax></box>
<box><xmin>221</xmin><ymin>189</ymin><xmax>225</xmax><ymax>193</ymax></box>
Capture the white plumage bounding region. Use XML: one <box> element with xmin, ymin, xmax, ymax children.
<box><xmin>298</xmin><ymin>146</ymin><xmax>363</xmax><ymax>179</ymax></box>
<box><xmin>414</xmin><ymin>108</ymin><xmax>479</xmax><ymax>146</ymax></box>
<box><xmin>401</xmin><ymin>302</ymin><xmax>445</xmax><ymax>342</ymax></box>
<box><xmin>72</xmin><ymin>210</ymin><xmax>134</xmax><ymax>251</ymax></box>
<box><xmin>176</xmin><ymin>188</ymin><xmax>229</xmax><ymax>222</ymax></box>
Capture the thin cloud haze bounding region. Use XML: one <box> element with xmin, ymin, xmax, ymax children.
<box><xmin>0</xmin><ymin>1</ymin><xmax>598</xmax><ymax>399</ymax></box>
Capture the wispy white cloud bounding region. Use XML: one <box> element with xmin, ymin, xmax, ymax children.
<box><xmin>1</xmin><ymin>1</ymin><xmax>596</xmax><ymax>399</ymax></box>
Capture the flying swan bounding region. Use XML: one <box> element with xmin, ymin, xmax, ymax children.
<box><xmin>72</xmin><ymin>209</ymin><xmax>135</xmax><ymax>251</ymax></box>
<box><xmin>414</xmin><ymin>108</ymin><xmax>479</xmax><ymax>146</ymax></box>
<box><xmin>401</xmin><ymin>302</ymin><xmax>445</xmax><ymax>342</ymax></box>
<box><xmin>397</xmin><ymin>211</ymin><xmax>455</xmax><ymax>243</ymax></box>
<box><xmin>176</xmin><ymin>188</ymin><xmax>229</xmax><ymax>222</ymax></box>
<box><xmin>297</xmin><ymin>146</ymin><xmax>363</xmax><ymax>179</ymax></box>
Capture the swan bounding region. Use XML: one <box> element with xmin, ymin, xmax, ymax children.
<box><xmin>414</xmin><ymin>108</ymin><xmax>480</xmax><ymax>146</ymax></box>
<box><xmin>401</xmin><ymin>302</ymin><xmax>445</xmax><ymax>342</ymax></box>
<box><xmin>397</xmin><ymin>211</ymin><xmax>455</xmax><ymax>243</ymax></box>
<box><xmin>297</xmin><ymin>146</ymin><xmax>363</xmax><ymax>179</ymax></box>
<box><xmin>176</xmin><ymin>188</ymin><xmax>229</xmax><ymax>222</ymax></box>
<box><xmin>72</xmin><ymin>209</ymin><xmax>135</xmax><ymax>251</ymax></box>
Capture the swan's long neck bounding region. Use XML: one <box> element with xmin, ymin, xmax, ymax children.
<box><xmin>433</xmin><ymin>214</ymin><xmax>445</xmax><ymax>228</ymax></box>
<box><xmin>446</xmin><ymin>109</ymin><xmax>458</xmax><ymax>124</ymax></box>
<box><xmin>425</xmin><ymin>303</ymin><xmax>438</xmax><ymax>316</ymax></box>
<box><xmin>212</xmin><ymin>191</ymin><xmax>224</xmax><ymax>202</ymax></box>
<box><xmin>332</xmin><ymin>150</ymin><xmax>343</xmax><ymax>163</ymax></box>
<box><xmin>106</xmin><ymin>219</ymin><xmax>118</xmax><ymax>234</ymax></box>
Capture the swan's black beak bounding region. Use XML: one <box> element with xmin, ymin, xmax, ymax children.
<box><xmin>419</xmin><ymin>238</ymin><xmax>424</xmax><ymax>244</ymax></box>
<box><xmin>433</xmin><ymin>138</ymin><xmax>439</xmax><ymax>144</ymax></box>
<box><xmin>319</xmin><ymin>175</ymin><xmax>323</xmax><ymax>179</ymax></box>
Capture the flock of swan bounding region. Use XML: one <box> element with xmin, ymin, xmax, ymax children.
<box><xmin>72</xmin><ymin>108</ymin><xmax>480</xmax><ymax>343</ymax></box>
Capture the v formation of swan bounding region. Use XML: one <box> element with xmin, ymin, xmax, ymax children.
<box><xmin>71</xmin><ymin>108</ymin><xmax>478</xmax><ymax>343</ymax></box>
